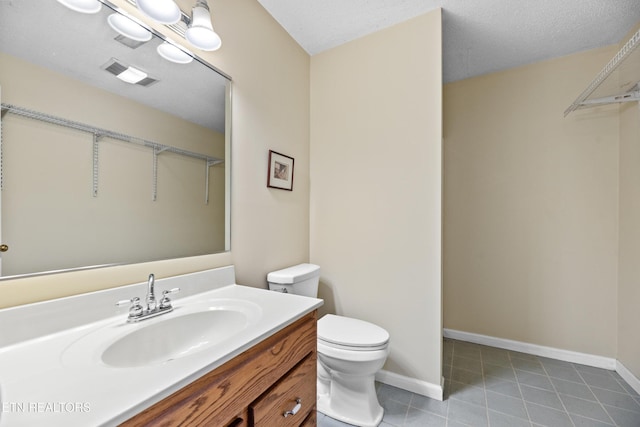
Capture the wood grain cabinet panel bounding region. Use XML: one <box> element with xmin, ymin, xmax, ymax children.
<box><xmin>121</xmin><ymin>311</ymin><xmax>317</xmax><ymax>427</ymax></box>
<box><xmin>250</xmin><ymin>354</ymin><xmax>316</xmax><ymax>426</ymax></box>
<box><xmin>300</xmin><ymin>411</ymin><xmax>317</xmax><ymax>427</ymax></box>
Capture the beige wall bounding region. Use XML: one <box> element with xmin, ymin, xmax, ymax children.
<box><xmin>617</xmin><ymin>24</ymin><xmax>640</xmax><ymax>378</ymax></box>
<box><xmin>0</xmin><ymin>0</ymin><xmax>310</xmax><ymax>307</ymax></box>
<box><xmin>196</xmin><ymin>0</ymin><xmax>311</xmax><ymax>286</ymax></box>
<box><xmin>310</xmin><ymin>10</ymin><xmax>443</xmax><ymax>388</ymax></box>
<box><xmin>618</xmin><ymin>101</ymin><xmax>640</xmax><ymax>378</ymax></box>
<box><xmin>443</xmin><ymin>46</ymin><xmax>620</xmax><ymax>357</ymax></box>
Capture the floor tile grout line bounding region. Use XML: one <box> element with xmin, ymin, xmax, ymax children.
<box><xmin>557</xmin><ymin>384</ymin><xmax>633</xmax><ymax>406</ymax></box>
<box><xmin>574</xmin><ymin>367</ymin><xmax>619</xmax><ymax>426</ymax></box>
<box><xmin>402</xmin><ymin>399</ymin><xmax>410</xmax><ymax>427</ymax></box>
<box><xmin>613</xmin><ymin>374</ymin><xmax>640</xmax><ymax>399</ymax></box>
<box><xmin>479</xmin><ymin>344</ymin><xmax>491</xmax><ymax>427</ymax></box>
<box><xmin>589</xmin><ymin>392</ymin><xmax>622</xmax><ymax>426</ymax></box>
<box><xmin>447</xmin><ymin>341</ymin><xmax>484</xmax><ymax>427</ymax></box>
<box><xmin>455</xmin><ymin>342</ymin><xmax>541</xmax><ymax>426</ymax></box>
<box><xmin>507</xmin><ymin>349</ymin><xmax>535</xmax><ymax>427</ymax></box>
<box><xmin>445</xmin><ymin>339</ymin><xmax>452</xmax><ymax>427</ymax></box>
<box><xmin>538</xmin><ymin>355</ymin><xmax>579</xmax><ymax>427</ymax></box>
<box><xmin>526</xmin><ymin>368</ymin><xmax>595</xmax><ymax>388</ymax></box>
<box><xmin>589</xmin><ymin>382</ymin><xmax>640</xmax><ymax>400</ymax></box>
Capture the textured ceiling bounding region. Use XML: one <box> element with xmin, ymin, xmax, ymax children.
<box><xmin>256</xmin><ymin>0</ymin><xmax>640</xmax><ymax>83</ymax></box>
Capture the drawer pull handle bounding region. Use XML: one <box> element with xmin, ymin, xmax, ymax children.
<box><xmin>283</xmin><ymin>398</ymin><xmax>302</xmax><ymax>417</ymax></box>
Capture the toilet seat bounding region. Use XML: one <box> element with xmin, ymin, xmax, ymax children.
<box><xmin>318</xmin><ymin>314</ymin><xmax>389</xmax><ymax>351</ymax></box>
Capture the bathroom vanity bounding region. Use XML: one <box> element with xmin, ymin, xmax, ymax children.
<box><xmin>122</xmin><ymin>311</ymin><xmax>318</xmax><ymax>426</ymax></box>
<box><xmin>0</xmin><ymin>267</ymin><xmax>322</xmax><ymax>426</ymax></box>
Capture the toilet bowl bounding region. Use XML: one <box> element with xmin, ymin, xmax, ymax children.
<box><xmin>267</xmin><ymin>264</ymin><xmax>390</xmax><ymax>427</ymax></box>
<box><xmin>316</xmin><ymin>314</ymin><xmax>389</xmax><ymax>427</ymax></box>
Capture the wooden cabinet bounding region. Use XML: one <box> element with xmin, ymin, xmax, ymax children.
<box><xmin>121</xmin><ymin>311</ymin><xmax>317</xmax><ymax>427</ymax></box>
<box><xmin>250</xmin><ymin>352</ymin><xmax>316</xmax><ymax>426</ymax></box>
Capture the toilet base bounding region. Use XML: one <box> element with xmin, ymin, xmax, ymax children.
<box><xmin>317</xmin><ymin>373</ymin><xmax>384</xmax><ymax>427</ymax></box>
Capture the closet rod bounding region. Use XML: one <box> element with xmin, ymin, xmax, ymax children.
<box><xmin>0</xmin><ymin>103</ymin><xmax>224</xmax><ymax>165</ymax></box>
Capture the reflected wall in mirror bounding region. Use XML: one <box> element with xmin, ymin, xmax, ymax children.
<box><xmin>0</xmin><ymin>0</ymin><xmax>231</xmax><ymax>278</ymax></box>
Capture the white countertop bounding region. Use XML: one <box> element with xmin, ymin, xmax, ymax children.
<box><xmin>0</xmin><ymin>268</ymin><xmax>322</xmax><ymax>426</ymax></box>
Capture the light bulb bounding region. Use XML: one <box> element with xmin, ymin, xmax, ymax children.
<box><xmin>55</xmin><ymin>0</ymin><xmax>102</xmax><ymax>14</ymax></box>
<box><xmin>107</xmin><ymin>13</ymin><xmax>152</xmax><ymax>42</ymax></box>
<box><xmin>185</xmin><ymin>1</ymin><xmax>222</xmax><ymax>51</ymax></box>
<box><xmin>135</xmin><ymin>0</ymin><xmax>181</xmax><ymax>25</ymax></box>
<box><xmin>157</xmin><ymin>42</ymin><xmax>194</xmax><ymax>64</ymax></box>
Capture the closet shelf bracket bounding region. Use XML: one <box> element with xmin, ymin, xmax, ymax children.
<box><xmin>205</xmin><ymin>159</ymin><xmax>224</xmax><ymax>204</ymax></box>
<box><xmin>564</xmin><ymin>28</ymin><xmax>640</xmax><ymax>117</ymax></box>
<box><xmin>577</xmin><ymin>90</ymin><xmax>640</xmax><ymax>106</ymax></box>
<box><xmin>92</xmin><ymin>134</ymin><xmax>100</xmax><ymax>197</ymax></box>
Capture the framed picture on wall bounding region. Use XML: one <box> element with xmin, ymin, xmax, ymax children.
<box><xmin>267</xmin><ymin>150</ymin><xmax>295</xmax><ymax>191</ymax></box>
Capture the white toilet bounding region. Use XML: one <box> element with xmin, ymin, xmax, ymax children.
<box><xmin>268</xmin><ymin>264</ymin><xmax>390</xmax><ymax>427</ymax></box>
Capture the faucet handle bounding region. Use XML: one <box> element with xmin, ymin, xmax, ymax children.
<box><xmin>159</xmin><ymin>288</ymin><xmax>180</xmax><ymax>309</ymax></box>
<box><xmin>117</xmin><ymin>297</ymin><xmax>144</xmax><ymax>317</ymax></box>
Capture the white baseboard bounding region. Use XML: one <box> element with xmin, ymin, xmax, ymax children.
<box><xmin>443</xmin><ymin>329</ymin><xmax>617</xmax><ymax>370</ymax></box>
<box><xmin>616</xmin><ymin>360</ymin><xmax>640</xmax><ymax>395</ymax></box>
<box><xmin>376</xmin><ymin>369</ymin><xmax>444</xmax><ymax>401</ymax></box>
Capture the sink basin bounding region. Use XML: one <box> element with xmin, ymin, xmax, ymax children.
<box><xmin>103</xmin><ymin>309</ymin><xmax>249</xmax><ymax>368</ymax></box>
<box><xmin>62</xmin><ymin>298</ymin><xmax>262</xmax><ymax>368</ymax></box>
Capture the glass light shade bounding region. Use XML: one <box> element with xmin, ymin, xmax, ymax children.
<box><xmin>107</xmin><ymin>13</ymin><xmax>152</xmax><ymax>42</ymax></box>
<box><xmin>116</xmin><ymin>67</ymin><xmax>148</xmax><ymax>84</ymax></box>
<box><xmin>55</xmin><ymin>0</ymin><xmax>102</xmax><ymax>14</ymax></box>
<box><xmin>185</xmin><ymin>3</ymin><xmax>222</xmax><ymax>51</ymax></box>
<box><xmin>135</xmin><ymin>0</ymin><xmax>181</xmax><ymax>25</ymax></box>
<box><xmin>157</xmin><ymin>42</ymin><xmax>193</xmax><ymax>64</ymax></box>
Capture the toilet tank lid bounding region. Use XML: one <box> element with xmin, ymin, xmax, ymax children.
<box><xmin>267</xmin><ymin>263</ymin><xmax>320</xmax><ymax>284</ymax></box>
<box><xmin>318</xmin><ymin>314</ymin><xmax>389</xmax><ymax>348</ymax></box>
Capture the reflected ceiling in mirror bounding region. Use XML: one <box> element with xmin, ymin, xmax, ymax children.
<box><xmin>1</xmin><ymin>0</ymin><xmax>228</xmax><ymax>132</ymax></box>
<box><xmin>0</xmin><ymin>0</ymin><xmax>231</xmax><ymax>279</ymax></box>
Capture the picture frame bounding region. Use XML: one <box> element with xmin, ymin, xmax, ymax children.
<box><xmin>267</xmin><ymin>150</ymin><xmax>294</xmax><ymax>191</ymax></box>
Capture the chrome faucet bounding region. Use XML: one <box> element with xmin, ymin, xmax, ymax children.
<box><xmin>146</xmin><ymin>273</ymin><xmax>157</xmax><ymax>312</ymax></box>
<box><xmin>117</xmin><ymin>274</ymin><xmax>180</xmax><ymax>323</ymax></box>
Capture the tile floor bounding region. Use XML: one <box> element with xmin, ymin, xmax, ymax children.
<box><xmin>317</xmin><ymin>338</ymin><xmax>640</xmax><ymax>427</ymax></box>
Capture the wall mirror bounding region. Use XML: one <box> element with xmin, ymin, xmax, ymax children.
<box><xmin>0</xmin><ymin>0</ymin><xmax>231</xmax><ymax>279</ymax></box>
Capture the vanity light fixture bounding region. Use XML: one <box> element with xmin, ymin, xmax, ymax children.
<box><xmin>157</xmin><ymin>41</ymin><xmax>194</xmax><ymax>64</ymax></box>
<box><xmin>55</xmin><ymin>0</ymin><xmax>102</xmax><ymax>14</ymax></box>
<box><xmin>135</xmin><ymin>0</ymin><xmax>181</xmax><ymax>25</ymax></box>
<box><xmin>107</xmin><ymin>13</ymin><xmax>152</xmax><ymax>42</ymax></box>
<box><xmin>185</xmin><ymin>0</ymin><xmax>222</xmax><ymax>51</ymax></box>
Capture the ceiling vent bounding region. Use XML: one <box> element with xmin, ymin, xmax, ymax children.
<box><xmin>101</xmin><ymin>58</ymin><xmax>159</xmax><ymax>87</ymax></box>
<box><xmin>136</xmin><ymin>76</ymin><xmax>159</xmax><ymax>87</ymax></box>
<box><xmin>114</xmin><ymin>34</ymin><xmax>146</xmax><ymax>49</ymax></box>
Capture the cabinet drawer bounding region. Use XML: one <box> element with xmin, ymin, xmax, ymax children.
<box><xmin>251</xmin><ymin>354</ymin><xmax>316</xmax><ymax>426</ymax></box>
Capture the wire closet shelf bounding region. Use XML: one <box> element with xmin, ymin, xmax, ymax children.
<box><xmin>0</xmin><ymin>103</ymin><xmax>224</xmax><ymax>203</ymax></box>
<box><xmin>564</xmin><ymin>28</ymin><xmax>640</xmax><ymax>117</ymax></box>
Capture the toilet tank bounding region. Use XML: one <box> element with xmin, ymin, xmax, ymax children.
<box><xmin>267</xmin><ymin>264</ymin><xmax>320</xmax><ymax>297</ymax></box>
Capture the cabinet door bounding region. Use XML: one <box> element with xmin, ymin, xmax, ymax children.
<box><xmin>250</xmin><ymin>354</ymin><xmax>316</xmax><ymax>426</ymax></box>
